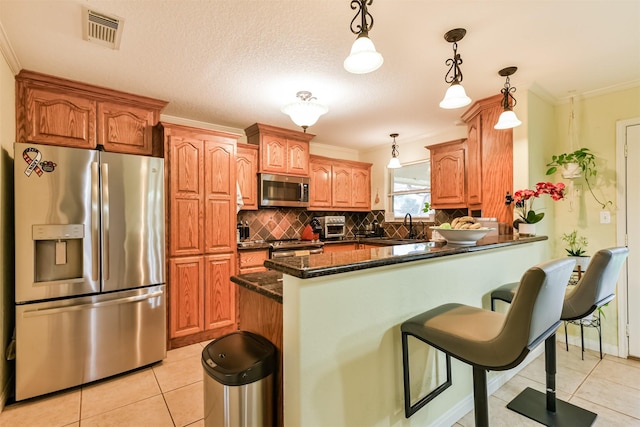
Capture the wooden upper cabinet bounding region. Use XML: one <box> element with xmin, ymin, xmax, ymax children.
<box><xmin>332</xmin><ymin>165</ymin><xmax>352</xmax><ymax>208</ymax></box>
<box><xmin>309</xmin><ymin>154</ymin><xmax>372</xmax><ymax>211</ymax></box>
<box><xmin>244</xmin><ymin>123</ymin><xmax>314</xmax><ymax>177</ymax></box>
<box><xmin>236</xmin><ymin>143</ymin><xmax>258</xmax><ymax>210</ymax></box>
<box><xmin>309</xmin><ymin>157</ymin><xmax>332</xmax><ymax>209</ymax></box>
<box><xmin>428</xmin><ymin>139</ymin><xmax>467</xmax><ymax>209</ymax></box>
<box><xmin>21</xmin><ymin>87</ymin><xmax>97</xmax><ymax>149</ymax></box>
<box><xmin>461</xmin><ymin>94</ymin><xmax>514</xmax><ymax>223</ymax></box>
<box><xmin>287</xmin><ymin>139</ymin><xmax>310</xmax><ymax>176</ymax></box>
<box><xmin>351</xmin><ymin>166</ymin><xmax>371</xmax><ymax>209</ymax></box>
<box><xmin>98</xmin><ymin>101</ymin><xmax>155</xmax><ymax>155</ymax></box>
<box><xmin>169</xmin><ymin>138</ymin><xmax>205</xmax><ymax>257</ymax></box>
<box><xmin>262</xmin><ymin>134</ymin><xmax>287</xmax><ymax>174</ymax></box>
<box><xmin>161</xmin><ymin>123</ymin><xmax>239</xmax><ymax>257</ymax></box>
<box><xmin>203</xmin><ymin>139</ymin><xmax>235</xmax><ymax>254</ymax></box>
<box><xmin>16</xmin><ymin>70</ymin><xmax>166</xmax><ymax>155</ymax></box>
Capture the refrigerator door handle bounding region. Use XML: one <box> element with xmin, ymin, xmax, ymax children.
<box><xmin>101</xmin><ymin>162</ymin><xmax>110</xmax><ymax>280</ymax></box>
<box><xmin>91</xmin><ymin>162</ymin><xmax>100</xmax><ymax>281</ymax></box>
<box><xmin>21</xmin><ymin>291</ymin><xmax>164</xmax><ymax>318</ymax></box>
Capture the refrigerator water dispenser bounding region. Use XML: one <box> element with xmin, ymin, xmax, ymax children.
<box><xmin>33</xmin><ymin>224</ymin><xmax>84</xmax><ymax>283</ymax></box>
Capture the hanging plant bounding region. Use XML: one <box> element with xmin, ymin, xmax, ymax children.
<box><xmin>546</xmin><ymin>148</ymin><xmax>612</xmax><ymax>210</ymax></box>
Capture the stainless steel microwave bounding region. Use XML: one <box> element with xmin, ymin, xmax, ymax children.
<box><xmin>258</xmin><ymin>173</ymin><xmax>309</xmax><ymax>207</ymax></box>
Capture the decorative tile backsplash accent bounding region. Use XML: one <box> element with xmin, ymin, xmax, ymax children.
<box><xmin>237</xmin><ymin>209</ymin><xmax>384</xmax><ymax>241</ymax></box>
<box><xmin>236</xmin><ymin>207</ymin><xmax>501</xmax><ymax>242</ymax></box>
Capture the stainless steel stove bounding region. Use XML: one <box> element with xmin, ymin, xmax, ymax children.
<box><xmin>268</xmin><ymin>239</ymin><xmax>324</xmax><ymax>258</ymax></box>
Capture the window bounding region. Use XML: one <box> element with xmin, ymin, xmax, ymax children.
<box><xmin>389</xmin><ymin>160</ymin><xmax>432</xmax><ymax>219</ymax></box>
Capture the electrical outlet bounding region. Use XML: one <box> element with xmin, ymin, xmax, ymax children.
<box><xmin>600</xmin><ymin>210</ymin><xmax>611</xmax><ymax>224</ymax></box>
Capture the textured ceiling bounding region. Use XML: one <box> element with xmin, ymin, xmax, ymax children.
<box><xmin>1</xmin><ymin>0</ymin><xmax>639</xmax><ymax>150</ymax></box>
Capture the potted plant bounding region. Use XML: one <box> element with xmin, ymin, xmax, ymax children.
<box><xmin>422</xmin><ymin>202</ymin><xmax>434</xmax><ymax>222</ymax></box>
<box><xmin>512</xmin><ymin>182</ymin><xmax>566</xmax><ymax>235</ymax></box>
<box><xmin>545</xmin><ymin>147</ymin><xmax>612</xmax><ymax>209</ymax></box>
<box><xmin>561</xmin><ymin>230</ymin><xmax>590</xmax><ymax>272</ymax></box>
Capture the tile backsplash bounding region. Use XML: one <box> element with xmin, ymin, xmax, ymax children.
<box><xmin>236</xmin><ymin>208</ymin><xmax>507</xmax><ymax>241</ymax></box>
<box><xmin>237</xmin><ymin>209</ymin><xmax>384</xmax><ymax>241</ymax></box>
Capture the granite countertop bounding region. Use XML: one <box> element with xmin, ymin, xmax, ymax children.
<box><xmin>231</xmin><ymin>269</ymin><xmax>283</xmax><ymax>303</ymax></box>
<box><xmin>264</xmin><ymin>235</ymin><xmax>548</xmax><ymax>279</ymax></box>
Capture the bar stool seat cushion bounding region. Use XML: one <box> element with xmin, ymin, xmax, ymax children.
<box><xmin>402</xmin><ymin>259</ymin><xmax>574</xmax><ymax>371</ymax></box>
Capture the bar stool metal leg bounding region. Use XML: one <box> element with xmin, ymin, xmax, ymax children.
<box><xmin>507</xmin><ymin>334</ymin><xmax>597</xmax><ymax>426</ymax></box>
<box><xmin>472</xmin><ymin>366</ymin><xmax>489</xmax><ymax>427</ymax></box>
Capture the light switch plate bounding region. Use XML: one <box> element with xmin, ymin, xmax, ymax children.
<box><xmin>600</xmin><ymin>210</ymin><xmax>611</xmax><ymax>224</ymax></box>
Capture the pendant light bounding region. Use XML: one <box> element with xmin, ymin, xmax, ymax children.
<box><xmin>494</xmin><ymin>66</ymin><xmax>523</xmax><ymax>129</ymax></box>
<box><xmin>439</xmin><ymin>28</ymin><xmax>471</xmax><ymax>109</ymax></box>
<box><xmin>281</xmin><ymin>91</ymin><xmax>328</xmax><ymax>132</ymax></box>
<box><xmin>344</xmin><ymin>0</ymin><xmax>384</xmax><ymax>74</ymax></box>
<box><xmin>387</xmin><ymin>133</ymin><xmax>401</xmax><ymax>169</ymax></box>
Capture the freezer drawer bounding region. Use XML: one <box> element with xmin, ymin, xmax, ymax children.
<box><xmin>15</xmin><ymin>285</ymin><xmax>166</xmax><ymax>401</ymax></box>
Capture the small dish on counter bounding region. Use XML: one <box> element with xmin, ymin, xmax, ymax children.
<box><xmin>429</xmin><ymin>227</ymin><xmax>495</xmax><ymax>245</ymax></box>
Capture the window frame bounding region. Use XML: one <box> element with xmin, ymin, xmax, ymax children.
<box><xmin>388</xmin><ymin>159</ymin><xmax>433</xmax><ymax>221</ymax></box>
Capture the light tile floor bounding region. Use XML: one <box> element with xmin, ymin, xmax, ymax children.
<box><xmin>1</xmin><ymin>341</ymin><xmax>639</xmax><ymax>426</ymax></box>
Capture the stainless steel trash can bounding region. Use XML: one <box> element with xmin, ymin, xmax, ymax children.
<box><xmin>202</xmin><ymin>331</ymin><xmax>276</xmax><ymax>427</ymax></box>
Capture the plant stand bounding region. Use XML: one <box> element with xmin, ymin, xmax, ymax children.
<box><xmin>562</xmin><ymin>267</ymin><xmax>604</xmax><ymax>360</ymax></box>
<box><xmin>564</xmin><ymin>311</ymin><xmax>602</xmax><ymax>360</ymax></box>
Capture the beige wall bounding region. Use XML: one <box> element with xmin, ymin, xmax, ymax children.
<box><xmin>548</xmin><ymin>86</ymin><xmax>640</xmax><ymax>348</ymax></box>
<box><xmin>0</xmin><ymin>48</ymin><xmax>15</xmax><ymax>409</ymax></box>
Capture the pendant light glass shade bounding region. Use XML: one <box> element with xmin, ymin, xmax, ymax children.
<box><xmin>344</xmin><ymin>34</ymin><xmax>384</xmax><ymax>74</ymax></box>
<box><xmin>387</xmin><ymin>156</ymin><xmax>401</xmax><ymax>169</ymax></box>
<box><xmin>439</xmin><ymin>82</ymin><xmax>471</xmax><ymax>109</ymax></box>
<box><xmin>494</xmin><ymin>110</ymin><xmax>522</xmax><ymax>129</ymax></box>
<box><xmin>281</xmin><ymin>91</ymin><xmax>328</xmax><ymax>131</ymax></box>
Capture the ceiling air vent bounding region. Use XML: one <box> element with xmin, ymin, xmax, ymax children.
<box><xmin>82</xmin><ymin>7</ymin><xmax>124</xmax><ymax>50</ymax></box>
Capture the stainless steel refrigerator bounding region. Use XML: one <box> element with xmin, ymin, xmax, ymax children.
<box><xmin>14</xmin><ymin>142</ymin><xmax>166</xmax><ymax>401</ymax></box>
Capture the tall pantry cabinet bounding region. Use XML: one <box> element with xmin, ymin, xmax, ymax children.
<box><xmin>158</xmin><ymin>123</ymin><xmax>240</xmax><ymax>349</ymax></box>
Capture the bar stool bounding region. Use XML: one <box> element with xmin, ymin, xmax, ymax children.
<box><xmin>401</xmin><ymin>258</ymin><xmax>575</xmax><ymax>425</ymax></box>
<box><xmin>505</xmin><ymin>247</ymin><xmax>628</xmax><ymax>426</ymax></box>
<box><xmin>490</xmin><ymin>247</ymin><xmax>629</xmax><ymax>360</ymax></box>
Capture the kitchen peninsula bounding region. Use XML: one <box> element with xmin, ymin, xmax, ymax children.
<box><xmin>233</xmin><ymin>235</ymin><xmax>551</xmax><ymax>426</ymax></box>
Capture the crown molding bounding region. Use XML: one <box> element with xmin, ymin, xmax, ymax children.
<box><xmin>0</xmin><ymin>21</ymin><xmax>21</xmax><ymax>75</ymax></box>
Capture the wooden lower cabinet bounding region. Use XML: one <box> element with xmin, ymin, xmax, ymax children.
<box><xmin>238</xmin><ymin>286</ymin><xmax>283</xmax><ymax>427</ymax></box>
<box><xmin>169</xmin><ymin>253</ymin><xmax>237</xmax><ymax>348</ymax></box>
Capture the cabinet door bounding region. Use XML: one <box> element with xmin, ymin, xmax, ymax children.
<box><xmin>24</xmin><ymin>87</ymin><xmax>97</xmax><ymax>148</ymax></box>
<box><xmin>351</xmin><ymin>166</ymin><xmax>371</xmax><ymax>210</ymax></box>
<box><xmin>332</xmin><ymin>166</ymin><xmax>352</xmax><ymax>208</ymax></box>
<box><xmin>261</xmin><ymin>134</ymin><xmax>287</xmax><ymax>174</ymax></box>
<box><xmin>169</xmin><ymin>138</ymin><xmax>204</xmax><ymax>256</ymax></box>
<box><xmin>309</xmin><ymin>160</ymin><xmax>333</xmax><ymax>209</ymax></box>
<box><xmin>204</xmin><ymin>140</ymin><xmax>236</xmax><ymax>254</ymax></box>
<box><xmin>466</xmin><ymin>115</ymin><xmax>482</xmax><ymax>208</ymax></box>
<box><xmin>287</xmin><ymin>139</ymin><xmax>309</xmax><ymax>176</ymax></box>
<box><xmin>431</xmin><ymin>148</ymin><xmax>466</xmax><ymax>207</ymax></box>
<box><xmin>236</xmin><ymin>144</ymin><xmax>258</xmax><ymax>210</ymax></box>
<box><xmin>98</xmin><ymin>101</ymin><xmax>154</xmax><ymax>155</ymax></box>
<box><xmin>169</xmin><ymin>256</ymin><xmax>204</xmax><ymax>338</ymax></box>
<box><xmin>204</xmin><ymin>254</ymin><xmax>236</xmax><ymax>331</ymax></box>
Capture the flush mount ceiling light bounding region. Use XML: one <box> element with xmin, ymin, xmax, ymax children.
<box><xmin>281</xmin><ymin>91</ymin><xmax>328</xmax><ymax>132</ymax></box>
<box><xmin>494</xmin><ymin>66</ymin><xmax>523</xmax><ymax>130</ymax></box>
<box><xmin>344</xmin><ymin>0</ymin><xmax>384</xmax><ymax>74</ymax></box>
<box><xmin>387</xmin><ymin>133</ymin><xmax>401</xmax><ymax>169</ymax></box>
<box><xmin>439</xmin><ymin>28</ymin><xmax>472</xmax><ymax>109</ymax></box>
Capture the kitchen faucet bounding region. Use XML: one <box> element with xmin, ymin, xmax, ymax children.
<box><xmin>404</xmin><ymin>213</ymin><xmax>415</xmax><ymax>239</ymax></box>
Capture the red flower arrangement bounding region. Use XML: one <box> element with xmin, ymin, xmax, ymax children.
<box><xmin>513</xmin><ymin>182</ymin><xmax>566</xmax><ymax>224</ymax></box>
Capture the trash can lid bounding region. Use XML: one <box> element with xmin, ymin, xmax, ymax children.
<box><xmin>202</xmin><ymin>331</ymin><xmax>276</xmax><ymax>386</ymax></box>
